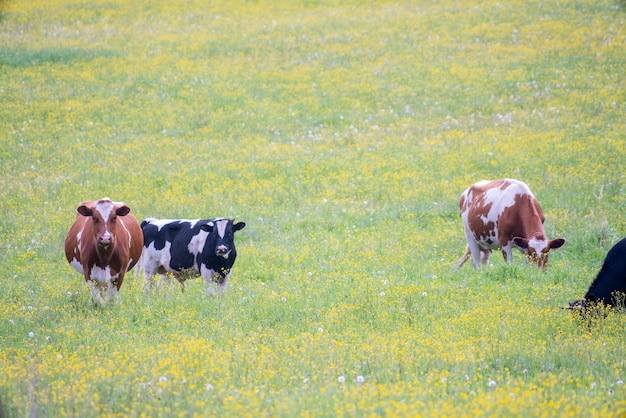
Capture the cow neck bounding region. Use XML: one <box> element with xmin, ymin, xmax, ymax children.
<box><xmin>95</xmin><ymin>244</ymin><xmax>115</xmax><ymax>265</ymax></box>
<box><xmin>517</xmin><ymin>225</ymin><xmax>546</xmax><ymax>243</ymax></box>
<box><xmin>516</xmin><ymin>198</ymin><xmax>545</xmax><ymax>238</ymax></box>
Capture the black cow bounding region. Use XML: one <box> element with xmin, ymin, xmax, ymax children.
<box><xmin>568</xmin><ymin>237</ymin><xmax>626</xmax><ymax>309</ymax></box>
<box><xmin>140</xmin><ymin>218</ymin><xmax>246</xmax><ymax>295</ymax></box>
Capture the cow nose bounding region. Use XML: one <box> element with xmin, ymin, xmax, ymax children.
<box><xmin>99</xmin><ymin>234</ymin><xmax>112</xmax><ymax>245</ymax></box>
<box><xmin>216</xmin><ymin>245</ymin><xmax>228</xmax><ymax>256</ymax></box>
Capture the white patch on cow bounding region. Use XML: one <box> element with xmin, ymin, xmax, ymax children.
<box><xmin>91</xmin><ymin>265</ymin><xmax>119</xmax><ymax>284</ymax></box>
<box><xmin>199</xmin><ymin>265</ymin><xmax>217</xmax><ymax>282</ymax></box>
<box><xmin>472</xmin><ymin>180</ymin><xmax>491</xmax><ymax>188</ymax></box>
<box><xmin>94</xmin><ymin>199</ymin><xmax>115</xmax><ymax>242</ymax></box>
<box><xmin>69</xmin><ymin>257</ymin><xmax>83</xmax><ymax>274</ymax></box>
<box><xmin>142</xmin><ymin>240</ymin><xmax>188</xmax><ymax>288</ymax></box>
<box><xmin>188</xmin><ymin>229</ymin><xmax>209</xmax><ymax>256</ymax></box>
<box><xmin>215</xmin><ymin>219</ymin><xmax>228</xmax><ymax>239</ymax></box>
<box><xmin>146</xmin><ymin>218</ymin><xmax>200</xmax><ymax>230</ymax></box>
<box><xmin>94</xmin><ymin>199</ymin><xmax>115</xmax><ymax>223</ymax></box>
<box><xmin>528</xmin><ymin>236</ymin><xmax>548</xmax><ymax>255</ymax></box>
<box><xmin>482</xmin><ymin>183</ymin><xmax>520</xmax><ymax>222</ymax></box>
<box><xmin>120</xmin><ymin>220</ymin><xmax>132</xmax><ymax>248</ymax></box>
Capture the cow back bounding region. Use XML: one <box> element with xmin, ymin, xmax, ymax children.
<box><xmin>142</xmin><ymin>219</ymin><xmax>208</xmax><ymax>272</ymax></box>
<box><xmin>584</xmin><ymin>238</ymin><xmax>626</xmax><ymax>305</ymax></box>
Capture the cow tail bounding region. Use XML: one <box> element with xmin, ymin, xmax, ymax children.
<box><xmin>457</xmin><ymin>246</ymin><xmax>471</xmax><ymax>268</ymax></box>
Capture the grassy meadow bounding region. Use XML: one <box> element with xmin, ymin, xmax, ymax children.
<box><xmin>1</xmin><ymin>0</ymin><xmax>625</xmax><ymax>416</ymax></box>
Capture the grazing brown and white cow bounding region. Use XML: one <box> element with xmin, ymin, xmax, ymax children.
<box><xmin>65</xmin><ymin>198</ymin><xmax>143</xmax><ymax>304</ymax></box>
<box><xmin>459</xmin><ymin>179</ymin><xmax>565</xmax><ymax>269</ymax></box>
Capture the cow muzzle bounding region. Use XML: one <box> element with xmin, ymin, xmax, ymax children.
<box><xmin>527</xmin><ymin>252</ymin><xmax>549</xmax><ymax>270</ymax></box>
<box><xmin>98</xmin><ymin>233</ymin><xmax>113</xmax><ymax>249</ymax></box>
<box><xmin>216</xmin><ymin>245</ymin><xmax>230</xmax><ymax>258</ymax></box>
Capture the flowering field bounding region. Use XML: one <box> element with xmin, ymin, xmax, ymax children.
<box><xmin>1</xmin><ymin>0</ymin><xmax>625</xmax><ymax>416</ymax></box>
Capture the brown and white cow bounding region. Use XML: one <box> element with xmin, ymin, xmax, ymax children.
<box><xmin>459</xmin><ymin>179</ymin><xmax>565</xmax><ymax>269</ymax></box>
<box><xmin>65</xmin><ymin>198</ymin><xmax>143</xmax><ymax>304</ymax></box>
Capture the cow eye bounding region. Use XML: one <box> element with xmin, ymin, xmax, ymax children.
<box><xmin>92</xmin><ymin>217</ymin><xmax>99</xmax><ymax>223</ymax></box>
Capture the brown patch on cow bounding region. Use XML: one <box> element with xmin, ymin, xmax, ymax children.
<box><xmin>497</xmin><ymin>194</ymin><xmax>545</xmax><ymax>245</ymax></box>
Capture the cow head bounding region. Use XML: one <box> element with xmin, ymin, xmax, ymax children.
<box><xmin>77</xmin><ymin>199</ymin><xmax>131</xmax><ymax>252</ymax></box>
<box><xmin>512</xmin><ymin>235</ymin><xmax>566</xmax><ymax>269</ymax></box>
<box><xmin>200</xmin><ymin>219</ymin><xmax>246</xmax><ymax>258</ymax></box>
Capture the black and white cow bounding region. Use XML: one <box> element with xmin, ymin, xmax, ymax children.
<box><xmin>140</xmin><ymin>218</ymin><xmax>246</xmax><ymax>295</ymax></box>
<box><xmin>568</xmin><ymin>237</ymin><xmax>626</xmax><ymax>309</ymax></box>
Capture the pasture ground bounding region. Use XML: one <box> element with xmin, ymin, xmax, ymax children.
<box><xmin>1</xmin><ymin>0</ymin><xmax>625</xmax><ymax>416</ymax></box>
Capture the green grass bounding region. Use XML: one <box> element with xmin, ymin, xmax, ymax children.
<box><xmin>1</xmin><ymin>0</ymin><xmax>625</xmax><ymax>416</ymax></box>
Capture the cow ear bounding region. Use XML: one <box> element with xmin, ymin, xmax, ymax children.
<box><xmin>200</xmin><ymin>222</ymin><xmax>214</xmax><ymax>232</ymax></box>
<box><xmin>513</xmin><ymin>237</ymin><xmax>529</xmax><ymax>249</ymax></box>
<box><xmin>549</xmin><ymin>238</ymin><xmax>565</xmax><ymax>249</ymax></box>
<box><xmin>116</xmin><ymin>205</ymin><xmax>131</xmax><ymax>217</ymax></box>
<box><xmin>234</xmin><ymin>222</ymin><xmax>246</xmax><ymax>231</ymax></box>
<box><xmin>77</xmin><ymin>205</ymin><xmax>93</xmax><ymax>217</ymax></box>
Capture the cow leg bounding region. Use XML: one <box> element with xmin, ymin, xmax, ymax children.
<box><xmin>175</xmin><ymin>276</ymin><xmax>186</xmax><ymax>293</ymax></box>
<box><xmin>216</xmin><ymin>271</ymin><xmax>231</xmax><ymax>295</ymax></box>
<box><xmin>101</xmin><ymin>270</ymin><xmax>114</xmax><ymax>303</ymax></box>
<box><xmin>501</xmin><ymin>243</ymin><xmax>514</xmax><ymax>263</ymax></box>
<box><xmin>467</xmin><ymin>243</ymin><xmax>483</xmax><ymax>269</ymax></box>
<box><xmin>86</xmin><ymin>280</ymin><xmax>105</xmax><ymax>306</ymax></box>
<box><xmin>203</xmin><ymin>277</ymin><xmax>217</xmax><ymax>297</ymax></box>
<box><xmin>107</xmin><ymin>273</ymin><xmax>122</xmax><ymax>302</ymax></box>
<box><xmin>134</xmin><ymin>254</ymin><xmax>143</xmax><ymax>279</ymax></box>
<box><xmin>142</xmin><ymin>260</ymin><xmax>161</xmax><ymax>290</ymax></box>
<box><xmin>106</xmin><ymin>281</ymin><xmax>119</xmax><ymax>302</ymax></box>
<box><xmin>480</xmin><ymin>249</ymin><xmax>492</xmax><ymax>265</ymax></box>
<box><xmin>199</xmin><ymin>266</ymin><xmax>220</xmax><ymax>296</ymax></box>
<box><xmin>143</xmin><ymin>271</ymin><xmax>155</xmax><ymax>290</ymax></box>
<box><xmin>83</xmin><ymin>268</ymin><xmax>105</xmax><ymax>306</ymax></box>
<box><xmin>462</xmin><ymin>227</ymin><xmax>484</xmax><ymax>269</ymax></box>
<box><xmin>157</xmin><ymin>274</ymin><xmax>170</xmax><ymax>290</ymax></box>
<box><xmin>200</xmin><ymin>268</ymin><xmax>222</xmax><ymax>297</ymax></box>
